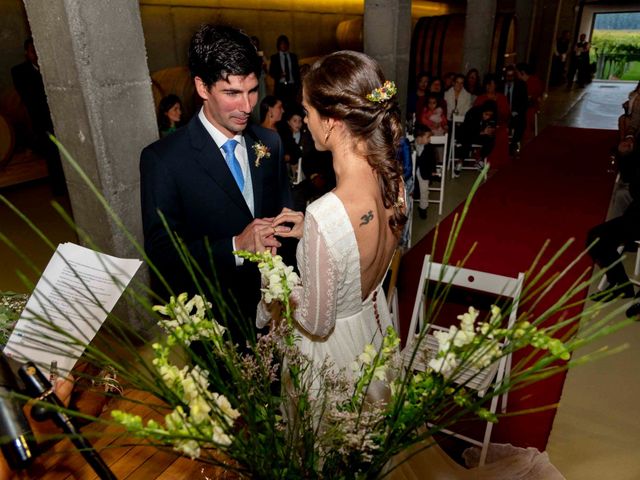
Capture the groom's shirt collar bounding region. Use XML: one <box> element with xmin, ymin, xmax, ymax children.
<box><xmin>198</xmin><ymin>108</ymin><xmax>245</xmax><ymax>149</ymax></box>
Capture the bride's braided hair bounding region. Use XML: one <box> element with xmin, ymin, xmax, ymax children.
<box><xmin>303</xmin><ymin>51</ymin><xmax>407</xmax><ymax>235</ymax></box>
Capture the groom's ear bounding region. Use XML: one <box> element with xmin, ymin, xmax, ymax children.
<box><xmin>194</xmin><ymin>77</ymin><xmax>210</xmax><ymax>101</ymax></box>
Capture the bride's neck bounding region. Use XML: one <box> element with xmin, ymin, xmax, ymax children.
<box><xmin>332</xmin><ymin>149</ymin><xmax>376</xmax><ymax>189</ymax></box>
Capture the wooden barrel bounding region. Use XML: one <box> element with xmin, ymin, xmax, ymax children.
<box><xmin>491</xmin><ymin>13</ymin><xmax>517</xmax><ymax>74</ymax></box>
<box><xmin>0</xmin><ymin>114</ymin><xmax>15</xmax><ymax>170</ymax></box>
<box><xmin>336</xmin><ymin>18</ymin><xmax>363</xmax><ymax>51</ymax></box>
<box><xmin>151</xmin><ymin>66</ymin><xmax>200</xmax><ymax>121</ymax></box>
<box><xmin>409</xmin><ymin>14</ymin><xmax>517</xmax><ymax>81</ymax></box>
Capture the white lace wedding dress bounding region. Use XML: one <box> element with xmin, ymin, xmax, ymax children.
<box><xmin>258</xmin><ymin>191</ymin><xmax>392</xmax><ymax>374</ymax></box>
<box><xmin>257</xmin><ymin>192</ymin><xmax>564</xmax><ymax>480</ymax></box>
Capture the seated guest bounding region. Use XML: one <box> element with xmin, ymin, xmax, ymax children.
<box><xmin>474</xmin><ymin>74</ymin><xmax>510</xmax><ymax>168</ymax></box>
<box><xmin>444</xmin><ymin>73</ymin><xmax>473</xmax><ymax>120</ymax></box>
<box><xmin>413</xmin><ymin>124</ymin><xmax>440</xmax><ymax>219</ymax></box>
<box><xmin>465</xmin><ymin>68</ymin><xmax>482</xmax><ymax>98</ymax></box>
<box><xmin>294</xmin><ymin>127</ymin><xmax>335</xmax><ymax>208</ymax></box>
<box><xmin>260</xmin><ymin>95</ymin><xmax>284</xmax><ymax>131</ymax></box>
<box><xmin>443</xmin><ymin>72</ymin><xmax>456</xmax><ymax>91</ymax></box>
<box><xmin>428</xmin><ymin>77</ymin><xmax>448</xmax><ymax>117</ymax></box>
<box><xmin>158</xmin><ymin>94</ymin><xmax>183</xmax><ymax>137</ymax></box>
<box><xmin>516</xmin><ymin>62</ymin><xmax>544</xmax><ymax>145</ymax></box>
<box><xmin>610</xmin><ymin>136</ymin><xmax>638</xmax><ymax>218</ymax></box>
<box><xmin>587</xmin><ymin>137</ymin><xmax>640</xmax><ymax>319</ymax></box>
<box><xmin>461</xmin><ymin>100</ymin><xmax>497</xmax><ymax>170</ymax></box>
<box><xmin>420</xmin><ymin>94</ymin><xmax>447</xmax><ymax>135</ymax></box>
<box><xmin>406</xmin><ymin>71</ymin><xmax>430</xmax><ymax>123</ymax></box>
<box><xmin>619</xmin><ymin>81</ymin><xmax>640</xmax><ymax>142</ymax></box>
<box><xmin>278</xmin><ymin>107</ymin><xmax>305</xmax><ymax>182</ymax></box>
<box><xmin>502</xmin><ymin>64</ymin><xmax>528</xmax><ymax>154</ymax></box>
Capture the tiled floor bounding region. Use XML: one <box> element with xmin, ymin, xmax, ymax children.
<box><xmin>1</xmin><ymin>80</ymin><xmax>639</xmax><ymax>479</ymax></box>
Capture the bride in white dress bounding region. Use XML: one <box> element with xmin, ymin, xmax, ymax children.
<box><xmin>258</xmin><ymin>51</ymin><xmax>564</xmax><ymax>480</ymax></box>
<box><xmin>259</xmin><ymin>51</ymin><xmax>405</xmax><ymax>375</ymax></box>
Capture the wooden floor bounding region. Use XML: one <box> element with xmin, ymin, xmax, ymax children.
<box><xmin>29</xmin><ymin>390</ymin><xmax>231</xmax><ymax>480</ymax></box>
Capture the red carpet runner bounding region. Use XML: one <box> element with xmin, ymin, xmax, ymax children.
<box><xmin>397</xmin><ymin>126</ymin><xmax>617</xmax><ymax>451</ymax></box>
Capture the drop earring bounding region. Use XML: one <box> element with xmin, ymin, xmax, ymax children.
<box><xmin>324</xmin><ymin>124</ymin><xmax>334</xmax><ymax>143</ymax></box>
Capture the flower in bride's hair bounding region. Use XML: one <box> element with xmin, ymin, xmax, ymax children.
<box><xmin>366</xmin><ymin>80</ymin><xmax>397</xmax><ymax>103</ymax></box>
<box><xmin>253</xmin><ymin>141</ymin><xmax>271</xmax><ymax>167</ymax></box>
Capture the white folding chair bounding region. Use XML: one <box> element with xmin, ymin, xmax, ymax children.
<box><xmin>448</xmin><ymin>115</ymin><xmax>484</xmax><ymax>178</ymax></box>
<box><xmin>427</xmin><ymin>134</ymin><xmax>448</xmax><ymax>216</ymax></box>
<box><xmin>402</xmin><ymin>255</ymin><xmax>525</xmax><ymax>466</ymax></box>
<box><xmin>632</xmin><ymin>240</ymin><xmax>640</xmax><ymax>287</ymax></box>
<box><xmin>386</xmin><ymin>249</ymin><xmax>403</xmax><ymax>332</ymax></box>
<box><xmin>595</xmin><ymin>239</ymin><xmax>640</xmax><ymax>290</ymax></box>
<box><xmin>293</xmin><ymin>157</ymin><xmax>304</xmax><ymax>185</ymax></box>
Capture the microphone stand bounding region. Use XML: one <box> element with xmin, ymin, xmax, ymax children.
<box><xmin>18</xmin><ymin>362</ymin><xmax>117</xmax><ymax>480</ymax></box>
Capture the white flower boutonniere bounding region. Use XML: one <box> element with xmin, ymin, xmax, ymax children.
<box><xmin>252</xmin><ymin>142</ymin><xmax>271</xmax><ymax>167</ymax></box>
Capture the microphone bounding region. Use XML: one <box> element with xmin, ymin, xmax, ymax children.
<box><xmin>0</xmin><ymin>353</ymin><xmax>37</xmax><ymax>470</ymax></box>
<box><xmin>18</xmin><ymin>362</ymin><xmax>117</xmax><ymax>480</ymax></box>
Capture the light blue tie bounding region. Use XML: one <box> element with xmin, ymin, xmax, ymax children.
<box><xmin>221</xmin><ymin>139</ymin><xmax>244</xmax><ymax>192</ymax></box>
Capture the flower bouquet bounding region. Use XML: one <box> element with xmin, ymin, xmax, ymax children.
<box><xmin>0</xmin><ymin>143</ymin><xmax>633</xmax><ymax>479</ymax></box>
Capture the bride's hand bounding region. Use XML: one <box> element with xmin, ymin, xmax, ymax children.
<box><xmin>272</xmin><ymin>208</ymin><xmax>304</xmax><ymax>240</ymax></box>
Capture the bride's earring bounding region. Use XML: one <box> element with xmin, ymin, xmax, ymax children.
<box><xmin>324</xmin><ymin>124</ymin><xmax>335</xmax><ymax>143</ymax></box>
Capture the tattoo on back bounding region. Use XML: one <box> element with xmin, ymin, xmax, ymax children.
<box><xmin>360</xmin><ymin>210</ymin><xmax>374</xmax><ymax>226</ymax></box>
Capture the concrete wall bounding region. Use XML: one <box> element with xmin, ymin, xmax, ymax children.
<box><xmin>0</xmin><ymin>0</ymin><xmax>360</xmax><ymax>101</ymax></box>
<box><xmin>140</xmin><ymin>3</ymin><xmax>360</xmax><ymax>74</ymax></box>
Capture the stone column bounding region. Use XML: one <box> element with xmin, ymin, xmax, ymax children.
<box><xmin>22</xmin><ymin>0</ymin><xmax>158</xmax><ymax>329</ymax></box>
<box><xmin>363</xmin><ymin>0</ymin><xmax>412</xmax><ymax>118</ymax></box>
<box><xmin>22</xmin><ymin>0</ymin><xmax>157</xmax><ymax>256</ymax></box>
<box><xmin>462</xmin><ymin>0</ymin><xmax>497</xmax><ymax>75</ymax></box>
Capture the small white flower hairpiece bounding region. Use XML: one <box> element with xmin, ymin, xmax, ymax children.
<box><xmin>366</xmin><ymin>80</ymin><xmax>397</xmax><ymax>103</ymax></box>
<box><xmin>252</xmin><ymin>142</ymin><xmax>271</xmax><ymax>167</ymax></box>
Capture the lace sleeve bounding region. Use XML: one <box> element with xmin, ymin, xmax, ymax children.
<box><xmin>289</xmin><ymin>213</ymin><xmax>338</xmax><ymax>339</ymax></box>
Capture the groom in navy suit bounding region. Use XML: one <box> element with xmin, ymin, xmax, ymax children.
<box><xmin>140</xmin><ymin>25</ymin><xmax>294</xmax><ymax>339</ymax></box>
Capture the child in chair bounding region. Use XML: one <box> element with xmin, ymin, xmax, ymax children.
<box><xmin>414</xmin><ymin>124</ymin><xmax>440</xmax><ymax>219</ymax></box>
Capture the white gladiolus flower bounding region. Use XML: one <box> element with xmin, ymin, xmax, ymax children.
<box><xmin>213</xmin><ymin>393</ymin><xmax>241</xmax><ymax>424</ymax></box>
<box><xmin>189</xmin><ymin>396</ymin><xmax>212</xmax><ymax>424</ymax></box>
<box><xmin>176</xmin><ymin>439</ymin><xmax>201</xmax><ymax>459</ymax></box>
<box><xmin>429</xmin><ymin>352</ymin><xmax>458</xmax><ymax>376</ymax></box>
<box><xmin>212</xmin><ymin>424</ymin><xmax>233</xmax><ymax>446</ymax></box>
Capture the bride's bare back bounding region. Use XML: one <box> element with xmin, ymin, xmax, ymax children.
<box><xmin>334</xmin><ymin>180</ymin><xmax>400</xmax><ymax>301</ymax></box>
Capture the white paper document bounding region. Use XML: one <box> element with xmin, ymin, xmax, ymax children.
<box><xmin>3</xmin><ymin>242</ymin><xmax>141</xmax><ymax>375</ymax></box>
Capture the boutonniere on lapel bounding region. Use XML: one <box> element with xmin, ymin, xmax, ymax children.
<box><xmin>252</xmin><ymin>142</ymin><xmax>271</xmax><ymax>167</ymax></box>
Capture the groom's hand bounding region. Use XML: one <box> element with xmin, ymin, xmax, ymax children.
<box><xmin>235</xmin><ymin>218</ymin><xmax>282</xmax><ymax>253</ymax></box>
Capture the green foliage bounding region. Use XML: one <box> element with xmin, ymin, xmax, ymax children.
<box><xmin>591</xmin><ymin>30</ymin><xmax>640</xmax><ymax>80</ymax></box>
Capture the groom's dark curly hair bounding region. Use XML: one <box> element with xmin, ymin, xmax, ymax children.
<box><xmin>188</xmin><ymin>24</ymin><xmax>262</xmax><ymax>88</ymax></box>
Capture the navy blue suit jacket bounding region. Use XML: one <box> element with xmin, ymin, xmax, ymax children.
<box><xmin>140</xmin><ymin>115</ymin><xmax>292</xmax><ymax>328</ymax></box>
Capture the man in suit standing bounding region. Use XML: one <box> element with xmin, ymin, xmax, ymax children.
<box><xmin>269</xmin><ymin>35</ymin><xmax>300</xmax><ymax>110</ymax></box>
<box><xmin>502</xmin><ymin>64</ymin><xmax>528</xmax><ymax>155</ymax></box>
<box><xmin>11</xmin><ymin>38</ymin><xmax>66</xmax><ymax>195</ymax></box>
<box><xmin>140</xmin><ymin>25</ymin><xmax>294</xmax><ymax>340</ymax></box>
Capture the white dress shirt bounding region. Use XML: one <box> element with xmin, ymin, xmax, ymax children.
<box><xmin>279</xmin><ymin>51</ymin><xmax>293</xmax><ymax>84</ymax></box>
<box><xmin>198</xmin><ymin>108</ymin><xmax>255</xmax><ymax>265</ymax></box>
